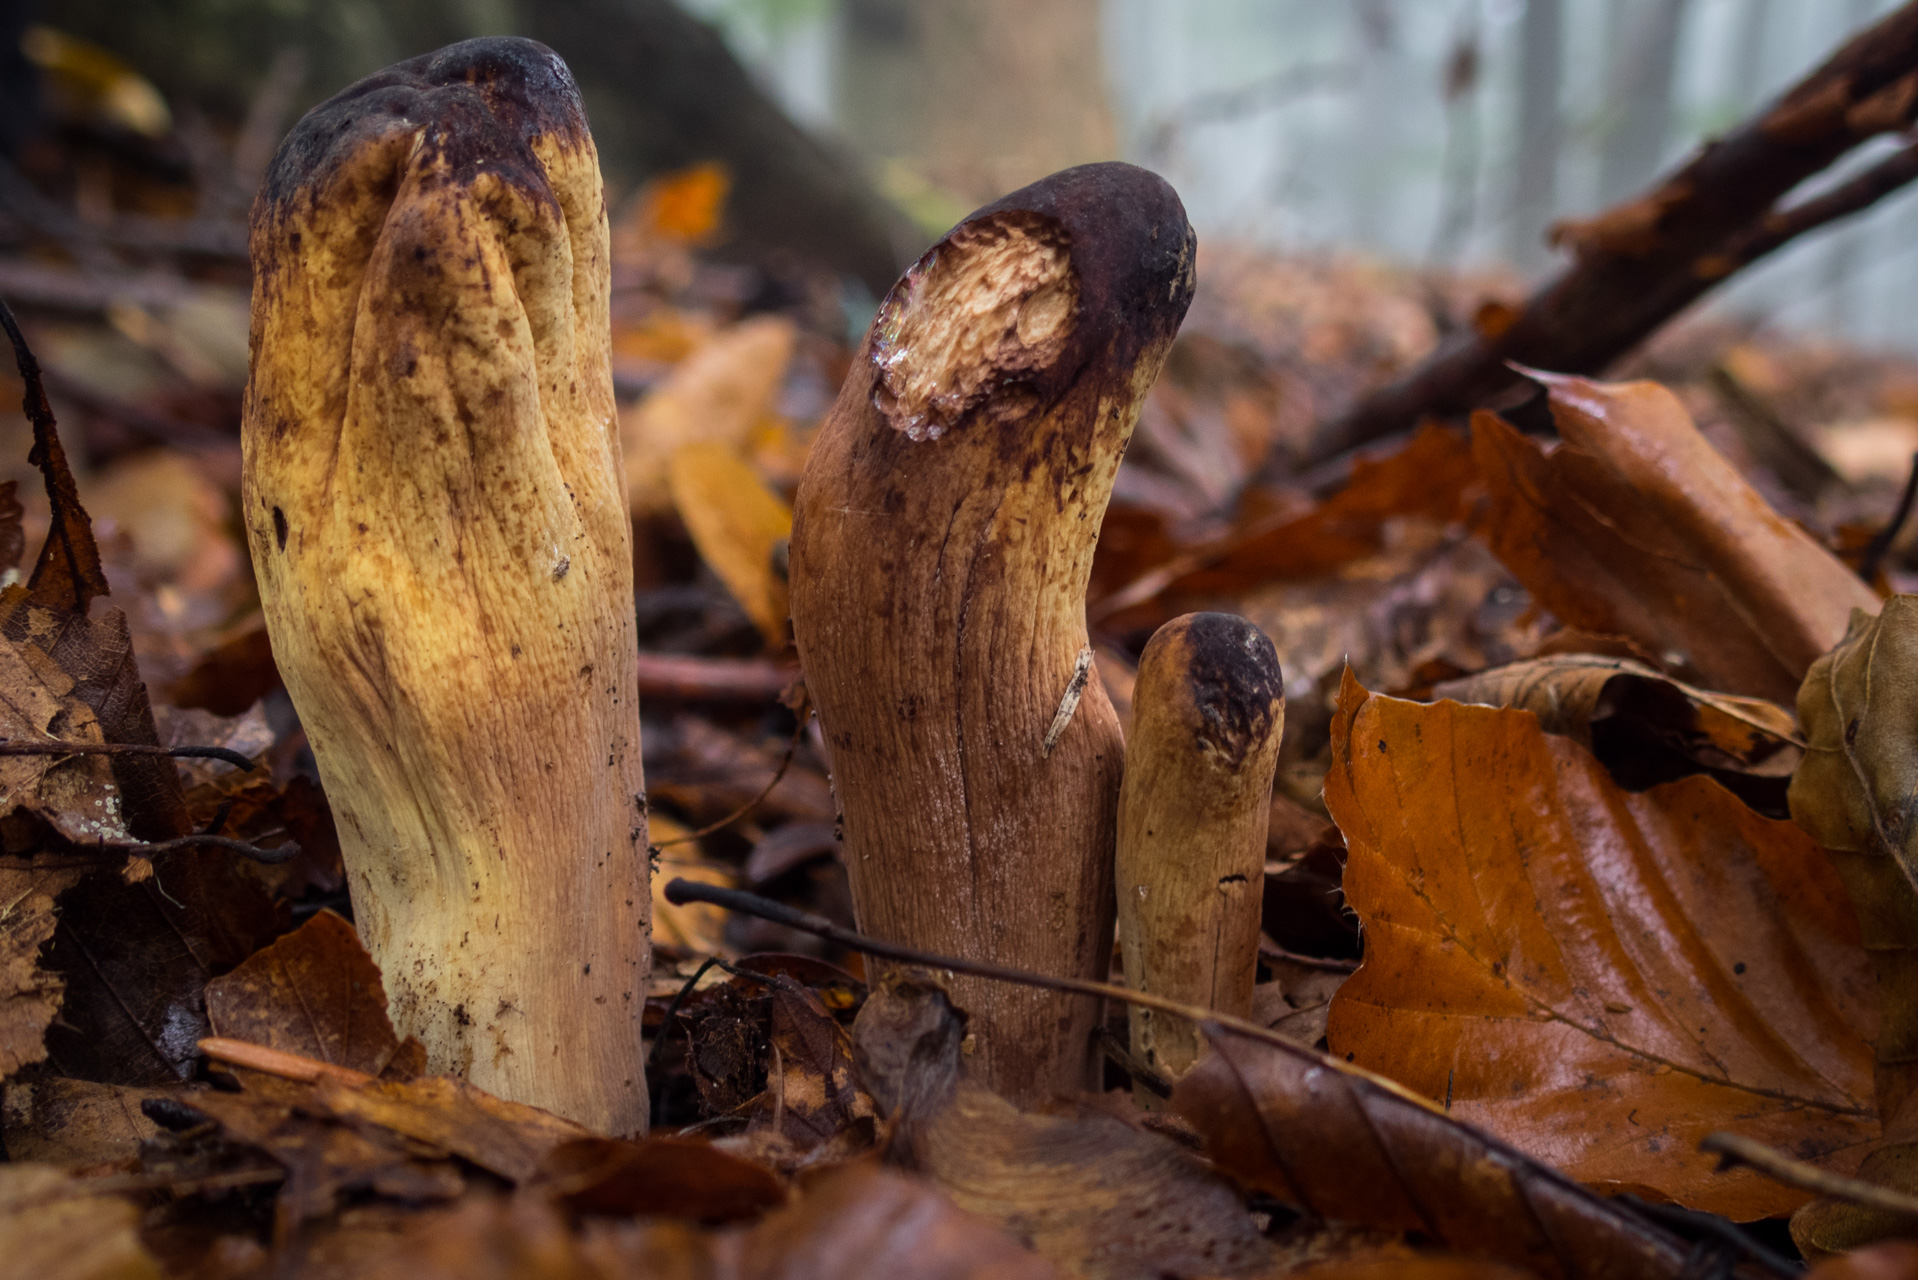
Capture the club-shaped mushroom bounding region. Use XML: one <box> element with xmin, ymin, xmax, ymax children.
<box><xmin>790</xmin><ymin>163</ymin><xmax>1195</xmax><ymax>1102</ymax></box>
<box><xmin>242</xmin><ymin>38</ymin><xmax>649</xmax><ymax>1134</ymax></box>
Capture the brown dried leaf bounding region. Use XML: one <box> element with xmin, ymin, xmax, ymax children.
<box><xmin>851</xmin><ymin>972</ymin><xmax>1274</xmax><ymax>1280</ymax></box>
<box><xmin>0</xmin><ymin>479</ymin><xmax>22</xmax><ymax>574</ymax></box>
<box><xmin>1785</xmin><ymin>597</ymin><xmax>1918</xmax><ymax>1254</ymax></box>
<box><xmin>1171</xmin><ymin>1029</ymin><xmax>1698</xmax><ymax>1280</ymax></box>
<box><xmin>537</xmin><ymin>1134</ymin><xmax>786</xmax><ymax>1220</ymax></box>
<box><xmin>309</xmin><ymin>1074</ymin><xmax>591</xmax><ymax>1184</ymax></box>
<box><xmin>1472</xmin><ymin>374</ymin><xmax>1878</xmax><ymax>705</ymax></box>
<box><xmin>0</xmin><ymin>1078</ymin><xmax>169</xmax><ymax>1167</ymax></box>
<box><xmin>353</xmin><ymin>1161</ymin><xmax>1057</xmax><ymax>1280</ymax></box>
<box><xmin>757</xmin><ymin>980</ymin><xmax>876</xmax><ymax>1149</ymax></box>
<box><xmin>204</xmin><ymin>910</ymin><xmax>401</xmax><ymax>1077</ymax></box>
<box><xmin>1326</xmin><ymin>668</ymin><xmax>1877</xmax><ymax>1218</ymax></box>
<box><xmin>668</xmin><ymin>442</ymin><xmax>793</xmax><ymax>650</ymax></box>
<box><xmin>0</xmin><ymin>1162</ymin><xmax>160</xmax><ymax>1280</ymax></box>
<box><xmin>0</xmin><ymin>863</ymin><xmax>83</xmax><ymax>1078</ymax></box>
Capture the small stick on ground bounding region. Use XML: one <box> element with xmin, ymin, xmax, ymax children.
<box><xmin>1703</xmin><ymin>1132</ymin><xmax>1918</xmax><ymax>1218</ymax></box>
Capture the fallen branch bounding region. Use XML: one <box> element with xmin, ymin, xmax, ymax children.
<box><xmin>1295</xmin><ymin>0</ymin><xmax>1918</xmax><ymax>468</ymax></box>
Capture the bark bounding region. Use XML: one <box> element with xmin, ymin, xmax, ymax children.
<box><xmin>1298</xmin><ymin>0</ymin><xmax>1918</xmax><ymax>469</ymax></box>
<box><xmin>1115</xmin><ymin>613</ymin><xmax>1284</xmax><ymax>1094</ymax></box>
<box><xmin>790</xmin><ymin>162</ymin><xmax>1195</xmax><ymax>1103</ymax></box>
<box><xmin>242</xmin><ymin>38</ymin><xmax>649</xmax><ymax>1135</ymax></box>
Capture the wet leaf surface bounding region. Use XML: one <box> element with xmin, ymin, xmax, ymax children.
<box><xmin>1326</xmin><ymin>668</ymin><xmax>1878</xmax><ymax>1218</ymax></box>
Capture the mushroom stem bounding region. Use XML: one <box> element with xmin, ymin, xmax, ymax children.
<box><xmin>1116</xmin><ymin>613</ymin><xmax>1284</xmax><ymax>1094</ymax></box>
<box><xmin>242</xmin><ymin>39</ymin><xmax>649</xmax><ymax>1134</ymax></box>
<box><xmin>789</xmin><ymin>163</ymin><xmax>1195</xmax><ymax>1102</ymax></box>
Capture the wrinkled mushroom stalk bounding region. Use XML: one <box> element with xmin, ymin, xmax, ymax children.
<box><xmin>1117</xmin><ymin>613</ymin><xmax>1285</xmax><ymax>1099</ymax></box>
<box><xmin>242</xmin><ymin>40</ymin><xmax>649</xmax><ymax>1134</ymax></box>
<box><xmin>791</xmin><ymin>164</ymin><xmax>1195</xmax><ymax>1102</ymax></box>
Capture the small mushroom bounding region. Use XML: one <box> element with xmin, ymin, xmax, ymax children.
<box><xmin>242</xmin><ymin>39</ymin><xmax>649</xmax><ymax>1133</ymax></box>
<box><xmin>790</xmin><ymin>163</ymin><xmax>1196</xmax><ymax>1102</ymax></box>
<box><xmin>1116</xmin><ymin>613</ymin><xmax>1285</xmax><ymax>1092</ymax></box>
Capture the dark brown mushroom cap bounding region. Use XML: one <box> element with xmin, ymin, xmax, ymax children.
<box><xmin>256</xmin><ymin>36</ymin><xmax>589</xmax><ymax>223</ymax></box>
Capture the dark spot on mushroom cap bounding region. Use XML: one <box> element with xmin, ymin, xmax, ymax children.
<box><xmin>1159</xmin><ymin>611</ymin><xmax>1283</xmax><ymax>768</ymax></box>
<box><xmin>272</xmin><ymin>506</ymin><xmax>288</xmax><ymax>551</ymax></box>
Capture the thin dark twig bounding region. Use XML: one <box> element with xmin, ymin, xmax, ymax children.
<box><xmin>1258</xmin><ymin>938</ymin><xmax>1361</xmax><ymax>973</ymax></box>
<box><xmin>652</xmin><ymin>711</ymin><xmax>809</xmax><ymax>848</ymax></box>
<box><xmin>647</xmin><ymin>953</ymin><xmax>726</xmax><ymax>1086</ymax></box>
<box><xmin>0</xmin><ymin>739</ymin><xmax>258</xmax><ymax>771</ymax></box>
<box><xmin>92</xmin><ymin>834</ymin><xmax>301</xmax><ymax>865</ymax></box>
<box><xmin>1099</xmin><ymin>1027</ymin><xmax>1171</xmax><ymax>1098</ymax></box>
<box><xmin>1615</xmin><ymin>1195</ymin><xmax>1803</xmax><ymax>1279</ymax></box>
<box><xmin>1859</xmin><ymin>449</ymin><xmax>1918</xmax><ymax>583</ymax></box>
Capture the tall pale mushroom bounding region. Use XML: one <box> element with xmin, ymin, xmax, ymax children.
<box><xmin>790</xmin><ymin>163</ymin><xmax>1196</xmax><ymax>1102</ymax></box>
<box><xmin>242</xmin><ymin>38</ymin><xmax>649</xmax><ymax>1134</ymax></box>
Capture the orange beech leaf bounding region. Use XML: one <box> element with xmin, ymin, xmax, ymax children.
<box><xmin>1471</xmin><ymin>373</ymin><xmax>1878</xmax><ymax>705</ymax></box>
<box><xmin>1324</xmin><ymin>668</ymin><xmax>1879</xmax><ymax>1219</ymax></box>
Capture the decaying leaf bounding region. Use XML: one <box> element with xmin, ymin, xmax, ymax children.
<box><xmin>537</xmin><ymin>1134</ymin><xmax>786</xmax><ymax>1221</ymax></box>
<box><xmin>1325</xmin><ymin>668</ymin><xmax>1877</xmax><ymax>1218</ymax></box>
<box><xmin>1171</xmin><ymin>1028</ymin><xmax>1699</xmax><ymax>1280</ymax></box>
<box><xmin>354</xmin><ymin>1161</ymin><xmax>1058</xmax><ymax>1280</ymax></box>
<box><xmin>1786</xmin><ymin>596</ymin><xmax>1918</xmax><ymax>1255</ymax></box>
<box><xmin>0</xmin><ymin>1077</ymin><xmax>169</xmax><ymax>1168</ymax></box>
<box><xmin>204</xmin><ymin>909</ymin><xmax>405</xmax><ymax>1077</ymax></box>
<box><xmin>1434</xmin><ymin>652</ymin><xmax>1800</xmax><ymax>810</ymax></box>
<box><xmin>0</xmin><ymin>862</ymin><xmax>84</xmax><ymax>1078</ymax></box>
<box><xmin>1472</xmin><ymin>373</ymin><xmax>1879</xmax><ymax>705</ymax></box>
<box><xmin>851</xmin><ymin>971</ymin><xmax>1273</xmax><ymax>1280</ymax></box>
<box><xmin>622</xmin><ymin>315</ymin><xmax>797</xmax><ymax>517</ymax></box>
<box><xmin>668</xmin><ymin>442</ymin><xmax>793</xmax><ymax>649</ymax></box>
<box><xmin>0</xmin><ymin>1162</ymin><xmax>160</xmax><ymax>1280</ymax></box>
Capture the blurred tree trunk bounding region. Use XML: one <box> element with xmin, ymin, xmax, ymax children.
<box><xmin>835</xmin><ymin>0</ymin><xmax>1117</xmax><ymax>209</ymax></box>
<box><xmin>1597</xmin><ymin>0</ymin><xmax>1693</xmax><ymax>206</ymax></box>
<box><xmin>53</xmin><ymin>0</ymin><xmax>916</xmax><ymax>295</ymax></box>
<box><xmin>1507</xmin><ymin>0</ymin><xmax>1562</xmax><ymax>274</ymax></box>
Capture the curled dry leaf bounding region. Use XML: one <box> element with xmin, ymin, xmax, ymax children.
<box><xmin>1325</xmin><ymin>668</ymin><xmax>1878</xmax><ymax>1218</ymax></box>
<box><xmin>667</xmin><ymin>441</ymin><xmax>793</xmax><ymax>650</ymax></box>
<box><xmin>0</xmin><ymin>1163</ymin><xmax>160</xmax><ymax>1280</ymax></box>
<box><xmin>1471</xmin><ymin>373</ymin><xmax>1878</xmax><ymax>705</ymax></box>
<box><xmin>851</xmin><ymin>971</ymin><xmax>1273</xmax><ymax>1280</ymax></box>
<box><xmin>1434</xmin><ymin>652</ymin><xmax>1800</xmax><ymax>811</ymax></box>
<box><xmin>1787</xmin><ymin>596</ymin><xmax>1918</xmax><ymax>1255</ymax></box>
<box><xmin>203</xmin><ymin>909</ymin><xmax>406</xmax><ymax>1078</ymax></box>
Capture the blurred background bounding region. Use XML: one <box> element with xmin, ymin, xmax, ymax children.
<box><xmin>20</xmin><ymin>0</ymin><xmax>1918</xmax><ymax>345</ymax></box>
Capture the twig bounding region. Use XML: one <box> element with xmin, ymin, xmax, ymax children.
<box><xmin>1289</xmin><ymin>2</ymin><xmax>1918</xmax><ymax>470</ymax></box>
<box><xmin>1099</xmin><ymin>1027</ymin><xmax>1172</xmax><ymax>1099</ymax></box>
<box><xmin>94</xmin><ymin>834</ymin><xmax>302</xmax><ymax>865</ymax></box>
<box><xmin>1257</xmin><ymin>937</ymin><xmax>1361</xmax><ymax>974</ymax></box>
<box><xmin>1614</xmin><ymin>1195</ymin><xmax>1804</xmax><ymax>1280</ymax></box>
<box><xmin>651</xmin><ymin>710</ymin><xmax>809</xmax><ymax>848</ymax></box>
<box><xmin>662</xmin><ymin>877</ymin><xmax>1414</xmax><ymax>1090</ymax></box>
<box><xmin>0</xmin><ymin>739</ymin><xmax>258</xmax><ymax>771</ymax></box>
<box><xmin>197</xmin><ymin>1036</ymin><xmax>374</xmax><ymax>1087</ymax></box>
<box><xmin>1703</xmin><ymin>1131</ymin><xmax>1918</xmax><ymax>1217</ymax></box>
<box><xmin>635</xmin><ymin>650</ymin><xmax>799</xmax><ymax>703</ymax></box>
<box><xmin>1860</xmin><ymin>450</ymin><xmax>1918</xmax><ymax>583</ymax></box>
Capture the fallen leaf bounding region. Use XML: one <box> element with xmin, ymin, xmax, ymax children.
<box><xmin>1785</xmin><ymin>596</ymin><xmax>1918</xmax><ymax>1254</ymax></box>
<box><xmin>204</xmin><ymin>910</ymin><xmax>402</xmax><ymax>1077</ymax></box>
<box><xmin>622</xmin><ymin>317</ymin><xmax>797</xmax><ymax>517</ymax></box>
<box><xmin>0</xmin><ymin>862</ymin><xmax>84</xmax><ymax>1077</ymax></box>
<box><xmin>1809</xmin><ymin>1241</ymin><xmax>1918</xmax><ymax>1280</ymax></box>
<box><xmin>1</xmin><ymin>1077</ymin><xmax>169</xmax><ymax>1167</ymax></box>
<box><xmin>354</xmin><ymin>1160</ymin><xmax>1059</xmax><ymax>1280</ymax></box>
<box><xmin>1433</xmin><ymin>653</ymin><xmax>1801</xmax><ymax>809</ymax></box>
<box><xmin>0</xmin><ymin>1162</ymin><xmax>160</xmax><ymax>1280</ymax></box>
<box><xmin>669</xmin><ymin>442</ymin><xmax>793</xmax><ymax>649</ymax></box>
<box><xmin>638</xmin><ymin>162</ymin><xmax>730</xmax><ymax>246</ymax></box>
<box><xmin>851</xmin><ymin>971</ymin><xmax>1274</xmax><ymax>1280</ymax></box>
<box><xmin>42</xmin><ymin>850</ymin><xmax>281</xmax><ymax>1086</ymax></box>
<box><xmin>1471</xmin><ymin>374</ymin><xmax>1879</xmax><ymax>705</ymax></box>
<box><xmin>1325</xmin><ymin>668</ymin><xmax>1878</xmax><ymax>1218</ymax></box>
<box><xmin>757</xmin><ymin>978</ymin><xmax>875</xmax><ymax>1148</ymax></box>
<box><xmin>537</xmin><ymin>1134</ymin><xmax>786</xmax><ymax>1220</ymax></box>
<box><xmin>309</xmin><ymin>1074</ymin><xmax>590</xmax><ymax>1184</ymax></box>
<box><xmin>1171</xmin><ymin>1028</ymin><xmax>1699</xmax><ymax>1280</ymax></box>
